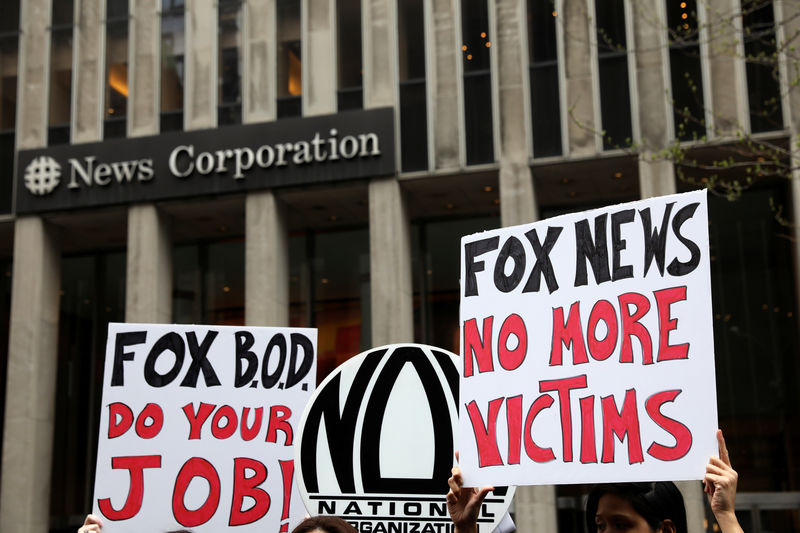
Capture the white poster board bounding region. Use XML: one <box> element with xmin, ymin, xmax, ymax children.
<box><xmin>458</xmin><ymin>190</ymin><xmax>717</xmax><ymax>487</ymax></box>
<box><xmin>92</xmin><ymin>323</ymin><xmax>317</xmax><ymax>533</ymax></box>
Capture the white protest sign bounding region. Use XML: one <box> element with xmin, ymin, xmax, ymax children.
<box><xmin>458</xmin><ymin>190</ymin><xmax>717</xmax><ymax>487</ymax></box>
<box><xmin>92</xmin><ymin>323</ymin><xmax>317</xmax><ymax>533</ymax></box>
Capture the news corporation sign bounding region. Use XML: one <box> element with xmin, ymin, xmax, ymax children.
<box><xmin>14</xmin><ymin>108</ymin><xmax>394</xmax><ymax>214</ymax></box>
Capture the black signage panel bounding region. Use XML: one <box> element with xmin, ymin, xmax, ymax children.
<box><xmin>15</xmin><ymin>108</ymin><xmax>395</xmax><ymax>214</ymax></box>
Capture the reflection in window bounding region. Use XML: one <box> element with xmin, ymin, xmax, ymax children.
<box><xmin>49</xmin><ymin>252</ymin><xmax>126</xmax><ymax>532</ymax></box>
<box><xmin>289</xmin><ymin>229</ymin><xmax>370</xmax><ymax>382</ymax></box>
<box><xmin>412</xmin><ymin>217</ymin><xmax>499</xmax><ymax>353</ymax></box>
<box><xmin>104</xmin><ymin>0</ymin><xmax>128</xmax><ymax>139</ymax></box>
<box><xmin>160</xmin><ymin>0</ymin><xmax>184</xmax><ymax>132</ymax></box>
<box><xmin>666</xmin><ymin>0</ymin><xmax>705</xmax><ymax>141</ymax></box>
<box><xmin>49</xmin><ymin>0</ymin><xmax>74</xmax><ymax>145</ymax></box>
<box><xmin>398</xmin><ymin>0</ymin><xmax>427</xmax><ymax>172</ymax></box>
<box><xmin>337</xmin><ymin>0</ymin><xmax>362</xmax><ymax>111</ymax></box>
<box><xmin>0</xmin><ymin>0</ymin><xmax>19</xmax><ymax>214</ymax></box>
<box><xmin>461</xmin><ymin>0</ymin><xmax>494</xmax><ymax>165</ymax></box>
<box><xmin>218</xmin><ymin>0</ymin><xmax>242</xmax><ymax>125</ymax></box>
<box><xmin>742</xmin><ymin>0</ymin><xmax>783</xmax><ymax>133</ymax></box>
<box><xmin>173</xmin><ymin>240</ymin><xmax>245</xmax><ymax>325</ymax></box>
<box><xmin>595</xmin><ymin>0</ymin><xmax>632</xmax><ymax>149</ymax></box>
<box><xmin>527</xmin><ymin>0</ymin><xmax>562</xmax><ymax>157</ymax></box>
<box><xmin>277</xmin><ymin>0</ymin><xmax>301</xmax><ymax>119</ymax></box>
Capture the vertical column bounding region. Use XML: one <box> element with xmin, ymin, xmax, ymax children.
<box><xmin>0</xmin><ymin>2</ymin><xmax>60</xmax><ymax>532</ymax></box>
<box><xmin>302</xmin><ymin>0</ymin><xmax>336</xmax><ymax>116</ymax></box>
<box><xmin>73</xmin><ymin>0</ymin><xmax>104</xmax><ymax>143</ymax></box>
<box><xmin>704</xmin><ymin>0</ymin><xmax>747</xmax><ymax>136</ymax></box>
<box><xmin>184</xmin><ymin>0</ymin><xmax>217</xmax><ymax>130</ymax></box>
<box><xmin>428</xmin><ymin>0</ymin><xmax>461</xmax><ymax>169</ymax></box>
<box><xmin>243</xmin><ymin>0</ymin><xmax>287</xmax><ymax>327</ymax></box>
<box><xmin>632</xmin><ymin>0</ymin><xmax>676</xmax><ymax>198</ymax></box>
<box><xmin>676</xmin><ymin>482</ymin><xmax>707</xmax><ymax>533</ymax></box>
<box><xmin>493</xmin><ymin>0</ymin><xmax>537</xmax><ymax>227</ymax></box>
<box><xmin>126</xmin><ymin>0</ymin><xmax>172</xmax><ymax>323</ymax></box>
<box><xmin>365</xmin><ymin>0</ymin><xmax>412</xmax><ymax>345</ymax></box>
<box><xmin>563</xmin><ymin>0</ymin><xmax>598</xmax><ymax>155</ymax></box>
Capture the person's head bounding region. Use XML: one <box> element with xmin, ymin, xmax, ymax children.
<box><xmin>584</xmin><ymin>482</ymin><xmax>687</xmax><ymax>533</ymax></box>
<box><xmin>291</xmin><ymin>515</ymin><xmax>358</xmax><ymax>533</ymax></box>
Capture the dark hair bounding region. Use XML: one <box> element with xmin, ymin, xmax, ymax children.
<box><xmin>291</xmin><ymin>516</ymin><xmax>358</xmax><ymax>533</ymax></box>
<box><xmin>584</xmin><ymin>482</ymin><xmax>687</xmax><ymax>533</ymax></box>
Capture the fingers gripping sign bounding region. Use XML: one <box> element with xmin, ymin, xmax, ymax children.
<box><xmin>78</xmin><ymin>514</ymin><xmax>103</xmax><ymax>533</ymax></box>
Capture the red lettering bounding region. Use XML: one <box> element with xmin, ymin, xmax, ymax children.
<box><xmin>97</xmin><ymin>455</ymin><xmax>162</xmax><ymax>520</ymax></box>
<box><xmin>229</xmin><ymin>458</ymin><xmax>271</xmax><ymax>526</ymax></box>
<box><xmin>498</xmin><ymin>314</ymin><xmax>527</xmax><ymax>370</ymax></box>
<box><xmin>465</xmin><ymin>398</ymin><xmax>504</xmax><ymax>467</ymax></box>
<box><xmin>266</xmin><ymin>405</ymin><xmax>293</xmax><ymax>445</ymax></box>
<box><xmin>183</xmin><ymin>402</ymin><xmax>216</xmax><ymax>439</ymax></box>
<box><xmin>579</xmin><ymin>396</ymin><xmax>597</xmax><ymax>463</ymax></box>
<box><xmin>646</xmin><ymin>390</ymin><xmax>692</xmax><ymax>461</ymax></box>
<box><xmin>108</xmin><ymin>403</ymin><xmax>133</xmax><ymax>439</ymax></box>
<box><xmin>539</xmin><ymin>375</ymin><xmax>588</xmax><ymax>462</ymax></box>
<box><xmin>618</xmin><ymin>292</ymin><xmax>653</xmax><ymax>364</ymax></box>
<box><xmin>212</xmin><ymin>405</ymin><xmax>238</xmax><ymax>439</ymax></box>
<box><xmin>587</xmin><ymin>300</ymin><xmax>618</xmax><ymax>361</ymax></box>
<box><xmin>601</xmin><ymin>389</ymin><xmax>643</xmax><ymax>464</ymax></box>
<box><xmin>523</xmin><ymin>394</ymin><xmax>555</xmax><ymax>463</ymax></box>
<box><xmin>655</xmin><ymin>286</ymin><xmax>689</xmax><ymax>361</ymax></box>
<box><xmin>550</xmin><ymin>302</ymin><xmax>588</xmax><ymax>366</ymax></box>
<box><xmin>173</xmin><ymin>458</ymin><xmax>220</xmax><ymax>527</ymax></box>
<box><xmin>241</xmin><ymin>407</ymin><xmax>264</xmax><ymax>441</ymax></box>
<box><xmin>463</xmin><ymin>316</ymin><xmax>494</xmax><ymax>377</ymax></box>
<box><xmin>506</xmin><ymin>395</ymin><xmax>522</xmax><ymax>464</ymax></box>
<box><xmin>134</xmin><ymin>403</ymin><xmax>164</xmax><ymax>439</ymax></box>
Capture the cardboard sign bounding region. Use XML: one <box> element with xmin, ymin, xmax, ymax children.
<box><xmin>458</xmin><ymin>190</ymin><xmax>717</xmax><ymax>486</ymax></box>
<box><xmin>92</xmin><ymin>323</ymin><xmax>317</xmax><ymax>532</ymax></box>
<box><xmin>295</xmin><ymin>344</ymin><xmax>515</xmax><ymax>533</ymax></box>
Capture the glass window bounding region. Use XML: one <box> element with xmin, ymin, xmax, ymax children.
<box><xmin>276</xmin><ymin>0</ymin><xmax>301</xmax><ymax>119</ymax></box>
<box><xmin>398</xmin><ymin>0</ymin><xmax>428</xmax><ymax>172</ymax></box>
<box><xmin>666</xmin><ymin>0</ymin><xmax>706</xmax><ymax>141</ymax></box>
<box><xmin>337</xmin><ymin>0</ymin><xmax>362</xmax><ymax>111</ymax></box>
<box><xmin>742</xmin><ymin>0</ymin><xmax>783</xmax><ymax>133</ymax></box>
<box><xmin>289</xmin><ymin>228</ymin><xmax>370</xmax><ymax>382</ymax></box>
<box><xmin>595</xmin><ymin>0</ymin><xmax>632</xmax><ymax>150</ymax></box>
<box><xmin>160</xmin><ymin>0</ymin><xmax>185</xmax><ymax>132</ymax></box>
<box><xmin>461</xmin><ymin>0</ymin><xmax>494</xmax><ymax>165</ymax></box>
<box><xmin>104</xmin><ymin>0</ymin><xmax>128</xmax><ymax>139</ymax></box>
<box><xmin>173</xmin><ymin>239</ymin><xmax>245</xmax><ymax>325</ymax></box>
<box><xmin>218</xmin><ymin>0</ymin><xmax>242</xmax><ymax>126</ymax></box>
<box><xmin>0</xmin><ymin>0</ymin><xmax>19</xmax><ymax>214</ymax></box>
<box><xmin>527</xmin><ymin>0</ymin><xmax>562</xmax><ymax>157</ymax></box>
<box><xmin>49</xmin><ymin>0</ymin><xmax>74</xmax><ymax>145</ymax></box>
<box><xmin>49</xmin><ymin>252</ymin><xmax>126</xmax><ymax>533</ymax></box>
<box><xmin>412</xmin><ymin>216</ymin><xmax>500</xmax><ymax>354</ymax></box>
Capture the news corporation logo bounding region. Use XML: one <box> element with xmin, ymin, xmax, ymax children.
<box><xmin>24</xmin><ymin>156</ymin><xmax>62</xmax><ymax>195</ymax></box>
<box><xmin>295</xmin><ymin>344</ymin><xmax>514</xmax><ymax>533</ymax></box>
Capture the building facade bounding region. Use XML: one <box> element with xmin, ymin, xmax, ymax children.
<box><xmin>0</xmin><ymin>0</ymin><xmax>798</xmax><ymax>532</ymax></box>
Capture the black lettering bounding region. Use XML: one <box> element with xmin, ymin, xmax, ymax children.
<box><xmin>640</xmin><ymin>203</ymin><xmax>674</xmax><ymax>276</ymax></box>
<box><xmin>286</xmin><ymin>333</ymin><xmax>315</xmax><ymax>388</ymax></box>
<box><xmin>523</xmin><ymin>226</ymin><xmax>563</xmax><ymax>294</ymax></box>
<box><xmin>667</xmin><ymin>202</ymin><xmax>701</xmax><ymax>276</ymax></box>
<box><xmin>463</xmin><ymin>237</ymin><xmax>500</xmax><ymax>297</ymax></box>
<box><xmin>111</xmin><ymin>331</ymin><xmax>147</xmax><ymax>386</ymax></box>
<box><xmin>318</xmin><ymin>501</ymin><xmax>336</xmax><ymax>514</ymax></box>
<box><xmin>574</xmin><ymin>214</ymin><xmax>611</xmax><ymax>286</ymax></box>
<box><xmin>144</xmin><ymin>332</ymin><xmax>185</xmax><ymax>387</ymax></box>
<box><xmin>235</xmin><ymin>331</ymin><xmax>258</xmax><ymax>387</ymax></box>
<box><xmin>180</xmin><ymin>330</ymin><xmax>221</xmax><ymax>387</ymax></box>
<box><xmin>344</xmin><ymin>501</ymin><xmax>362</xmax><ymax>515</ymax></box>
<box><xmin>261</xmin><ymin>334</ymin><xmax>287</xmax><ymax>388</ymax></box>
<box><xmin>611</xmin><ymin>209</ymin><xmax>635</xmax><ymax>281</ymax></box>
<box><xmin>493</xmin><ymin>236</ymin><xmax>526</xmax><ymax>292</ymax></box>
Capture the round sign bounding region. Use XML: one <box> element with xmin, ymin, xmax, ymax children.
<box><xmin>295</xmin><ymin>344</ymin><xmax>514</xmax><ymax>533</ymax></box>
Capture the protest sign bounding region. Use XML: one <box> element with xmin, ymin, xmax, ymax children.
<box><xmin>295</xmin><ymin>344</ymin><xmax>515</xmax><ymax>533</ymax></box>
<box><xmin>92</xmin><ymin>323</ymin><xmax>317</xmax><ymax>533</ymax></box>
<box><xmin>458</xmin><ymin>190</ymin><xmax>717</xmax><ymax>487</ymax></box>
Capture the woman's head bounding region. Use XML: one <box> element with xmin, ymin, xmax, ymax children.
<box><xmin>291</xmin><ymin>516</ymin><xmax>358</xmax><ymax>533</ymax></box>
<box><xmin>585</xmin><ymin>482</ymin><xmax>687</xmax><ymax>533</ymax></box>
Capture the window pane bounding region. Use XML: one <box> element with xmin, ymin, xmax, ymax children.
<box><xmin>0</xmin><ymin>132</ymin><xmax>13</xmax><ymax>213</ymax></box>
<box><xmin>218</xmin><ymin>0</ymin><xmax>242</xmax><ymax>125</ymax></box>
<box><xmin>528</xmin><ymin>0</ymin><xmax>562</xmax><ymax>157</ymax></box>
<box><xmin>461</xmin><ymin>0</ymin><xmax>494</xmax><ymax>165</ymax></box>
<box><xmin>742</xmin><ymin>0</ymin><xmax>783</xmax><ymax>133</ymax></box>
<box><xmin>399</xmin><ymin>0</ymin><xmax>427</xmax><ymax>172</ymax></box>
<box><xmin>666</xmin><ymin>0</ymin><xmax>706</xmax><ymax>141</ymax></box>
<box><xmin>52</xmin><ymin>0</ymin><xmax>74</xmax><ymax>27</ymax></box>
<box><xmin>49</xmin><ymin>27</ymin><xmax>73</xmax><ymax>139</ymax></box>
<box><xmin>337</xmin><ymin>0</ymin><xmax>362</xmax><ymax>111</ymax></box>
<box><xmin>596</xmin><ymin>0</ymin><xmax>632</xmax><ymax>150</ymax></box>
<box><xmin>161</xmin><ymin>0</ymin><xmax>184</xmax><ymax>129</ymax></box>
<box><xmin>0</xmin><ymin>1</ymin><xmax>20</xmax><ymax>34</ymax></box>
<box><xmin>277</xmin><ymin>0</ymin><xmax>301</xmax><ymax>118</ymax></box>
<box><xmin>105</xmin><ymin>1</ymin><xmax>128</xmax><ymax>136</ymax></box>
